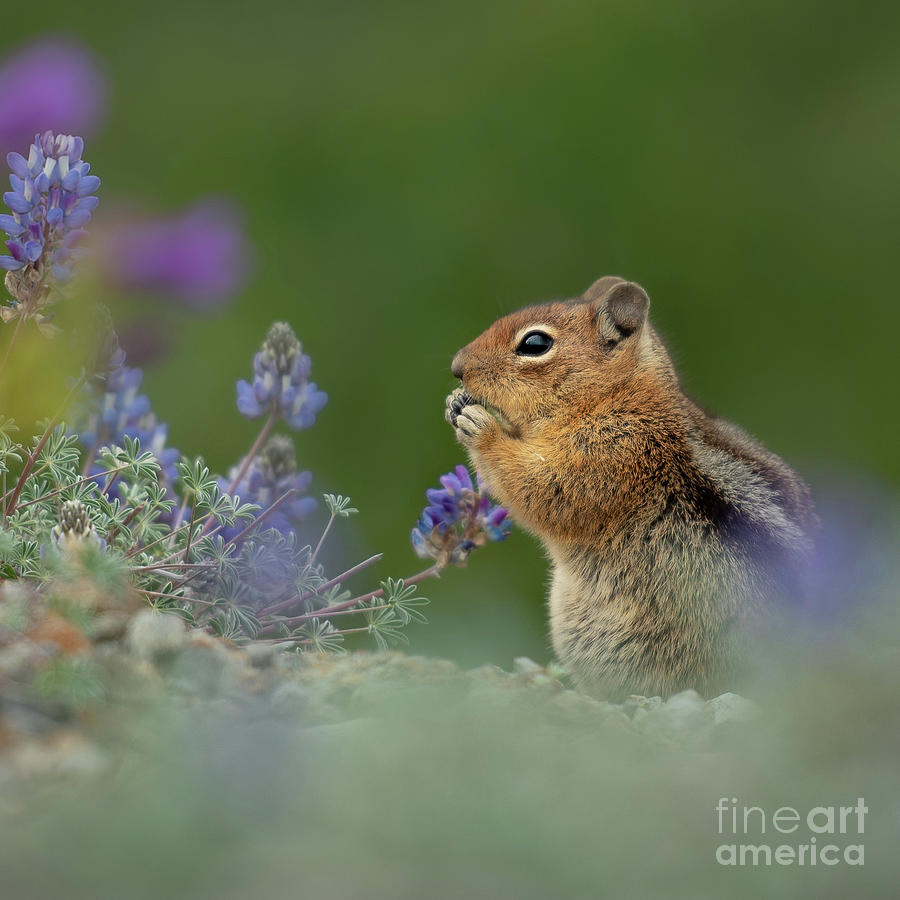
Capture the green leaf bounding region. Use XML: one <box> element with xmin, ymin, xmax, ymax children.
<box><xmin>298</xmin><ymin>617</ymin><xmax>345</xmax><ymax>654</ymax></box>
<box><xmin>363</xmin><ymin>601</ymin><xmax>409</xmax><ymax>650</ymax></box>
<box><xmin>323</xmin><ymin>494</ymin><xmax>358</xmax><ymax>517</ymax></box>
<box><xmin>381</xmin><ymin>577</ymin><xmax>429</xmax><ymax>625</ymax></box>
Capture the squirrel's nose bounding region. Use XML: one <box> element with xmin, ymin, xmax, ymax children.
<box><xmin>451</xmin><ymin>350</ymin><xmax>465</xmax><ymax>380</ymax></box>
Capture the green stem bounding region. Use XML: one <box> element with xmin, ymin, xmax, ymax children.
<box><xmin>106</xmin><ymin>502</ymin><xmax>145</xmax><ymax>546</ymax></box>
<box><xmin>311</xmin><ymin>512</ymin><xmax>335</xmax><ymax>563</ymax></box>
<box><xmin>14</xmin><ymin>463</ymin><xmax>133</xmax><ymax>512</ymax></box>
<box><xmin>142</xmin><ymin>589</ymin><xmax>215</xmax><ymax>606</ymax></box>
<box><xmin>265</xmin><ymin>625</ymin><xmax>372</xmax><ymax>646</ymax></box>
<box><xmin>257</xmin><ymin>552</ymin><xmax>383</xmax><ymax>618</ymax></box>
<box><xmin>80</xmin><ymin>441</ymin><xmax>99</xmax><ymax>477</ymax></box>
<box><xmin>258</xmin><ymin>563</ymin><xmax>440</xmax><ymax>635</ymax></box>
<box><xmin>0</xmin><ymin>314</ymin><xmax>26</xmax><ymax>382</ymax></box>
<box><xmin>125</xmin><ymin>509</ymin><xmax>216</xmax><ymax>559</ymax></box>
<box><xmin>198</xmin><ymin>412</ymin><xmax>277</xmax><ymax>539</ymax></box>
<box><xmin>182</xmin><ymin>505</ymin><xmax>198</xmax><ymax>564</ymax></box>
<box><xmin>220</xmin><ymin>488</ymin><xmax>297</xmax><ymax>551</ymax></box>
<box><xmin>227</xmin><ymin>412</ymin><xmax>276</xmax><ymax>497</ymax></box>
<box><xmin>170</xmin><ymin>492</ymin><xmax>190</xmax><ymax>541</ymax></box>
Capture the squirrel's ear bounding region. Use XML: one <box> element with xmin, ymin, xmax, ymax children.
<box><xmin>596</xmin><ymin>281</ymin><xmax>650</xmax><ymax>344</ymax></box>
<box><xmin>580</xmin><ymin>276</ymin><xmax>626</xmax><ymax>303</ymax></box>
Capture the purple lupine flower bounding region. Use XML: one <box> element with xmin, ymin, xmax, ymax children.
<box><xmin>76</xmin><ymin>343</ymin><xmax>179</xmax><ymax>484</ymax></box>
<box><xmin>98</xmin><ymin>201</ymin><xmax>250</xmax><ymax>310</ymax></box>
<box><xmin>1</xmin><ymin>131</ymin><xmax>100</xmax><ymax>276</ymax></box>
<box><xmin>411</xmin><ymin>464</ymin><xmax>511</xmax><ymax>567</ymax></box>
<box><xmin>1</xmin><ymin>131</ymin><xmax>100</xmax><ymax>331</ymax></box>
<box><xmin>219</xmin><ymin>435</ymin><xmax>316</xmax><ymax>541</ymax></box>
<box><xmin>237</xmin><ymin>322</ymin><xmax>328</xmax><ymax>430</ymax></box>
<box><xmin>0</xmin><ymin>40</ymin><xmax>106</xmax><ymax>157</ymax></box>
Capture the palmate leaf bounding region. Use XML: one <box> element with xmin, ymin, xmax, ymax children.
<box><xmin>35</xmin><ymin>424</ymin><xmax>81</xmax><ymax>482</ymax></box>
<box><xmin>4</xmin><ymin>537</ymin><xmax>45</xmax><ymax>579</ymax></box>
<box><xmin>381</xmin><ymin>577</ymin><xmax>429</xmax><ymax>625</ymax></box>
<box><xmin>209</xmin><ymin>604</ymin><xmax>261</xmax><ymax>642</ymax></box>
<box><xmin>0</xmin><ymin>416</ymin><xmax>22</xmax><ymax>474</ymax></box>
<box><xmin>298</xmin><ymin>617</ymin><xmax>345</xmax><ymax>653</ymax></box>
<box><xmin>323</xmin><ymin>493</ymin><xmax>358</xmax><ymax>518</ymax></box>
<box><xmin>318</xmin><ymin>585</ymin><xmax>352</xmax><ymax>607</ymax></box>
<box><xmin>18</xmin><ymin>543</ymin><xmax>41</xmax><ymax>577</ymax></box>
<box><xmin>209</xmin><ymin>491</ymin><xmax>259</xmax><ymax>528</ymax></box>
<box><xmin>294</xmin><ymin>552</ymin><xmax>327</xmax><ymax>598</ymax></box>
<box><xmin>17</xmin><ymin>474</ymin><xmax>55</xmax><ymax>506</ymax></box>
<box><xmin>0</xmin><ymin>415</ymin><xmax>19</xmax><ymax>443</ymax></box>
<box><xmin>56</xmin><ymin>479</ymin><xmax>100</xmax><ymax>507</ymax></box>
<box><xmin>177</xmin><ymin>457</ymin><xmax>218</xmax><ymax>506</ymax></box>
<box><xmin>7</xmin><ymin>504</ymin><xmax>56</xmax><ymax>542</ymax></box>
<box><xmin>362</xmin><ymin>601</ymin><xmax>409</xmax><ymax>650</ymax></box>
<box><xmin>98</xmin><ymin>436</ymin><xmax>159</xmax><ymax>482</ymax></box>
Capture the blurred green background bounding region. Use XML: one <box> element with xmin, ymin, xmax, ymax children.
<box><xmin>3</xmin><ymin>0</ymin><xmax>899</xmax><ymax>666</ymax></box>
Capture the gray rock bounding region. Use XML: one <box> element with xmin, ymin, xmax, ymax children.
<box><xmin>90</xmin><ymin>610</ymin><xmax>132</xmax><ymax>642</ymax></box>
<box><xmin>245</xmin><ymin>642</ymin><xmax>276</xmax><ymax>668</ymax></box>
<box><xmin>269</xmin><ymin>680</ymin><xmax>315</xmax><ymax>715</ymax></box>
<box><xmin>626</xmin><ymin>694</ymin><xmax>664</xmax><ymax>724</ymax></box>
<box><xmin>512</xmin><ymin>656</ymin><xmax>542</xmax><ymax>674</ymax></box>
<box><xmin>706</xmin><ymin>691</ymin><xmax>759</xmax><ymax>725</ymax></box>
<box><xmin>632</xmin><ymin>689</ymin><xmax>714</xmax><ymax>742</ymax></box>
<box><xmin>0</xmin><ymin>642</ymin><xmax>39</xmax><ymax>681</ymax></box>
<box><xmin>127</xmin><ymin>610</ymin><xmax>186</xmax><ymax>661</ymax></box>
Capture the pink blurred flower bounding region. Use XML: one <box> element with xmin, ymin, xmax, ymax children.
<box><xmin>0</xmin><ymin>38</ymin><xmax>107</xmax><ymax>156</ymax></box>
<box><xmin>100</xmin><ymin>201</ymin><xmax>251</xmax><ymax>310</ymax></box>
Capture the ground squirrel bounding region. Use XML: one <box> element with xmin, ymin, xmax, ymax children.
<box><xmin>446</xmin><ymin>276</ymin><xmax>816</xmax><ymax>698</ymax></box>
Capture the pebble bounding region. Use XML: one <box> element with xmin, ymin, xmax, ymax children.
<box><xmin>707</xmin><ymin>691</ymin><xmax>759</xmax><ymax>725</ymax></box>
<box><xmin>126</xmin><ymin>610</ymin><xmax>186</xmax><ymax>660</ymax></box>
<box><xmin>512</xmin><ymin>656</ymin><xmax>543</xmax><ymax>674</ymax></box>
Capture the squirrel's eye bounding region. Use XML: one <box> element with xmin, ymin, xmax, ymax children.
<box><xmin>516</xmin><ymin>331</ymin><xmax>554</xmax><ymax>356</ymax></box>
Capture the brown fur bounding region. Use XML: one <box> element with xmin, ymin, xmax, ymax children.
<box><xmin>446</xmin><ymin>277</ymin><xmax>816</xmax><ymax>698</ymax></box>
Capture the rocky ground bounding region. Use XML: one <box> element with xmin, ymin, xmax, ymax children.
<box><xmin>0</xmin><ymin>601</ymin><xmax>759</xmax><ymax>786</ymax></box>
<box><xmin>2</xmin><ymin>596</ymin><xmax>897</xmax><ymax>900</ymax></box>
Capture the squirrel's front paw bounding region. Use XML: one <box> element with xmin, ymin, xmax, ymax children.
<box><xmin>445</xmin><ymin>387</ymin><xmax>473</xmax><ymax>427</ymax></box>
<box><xmin>445</xmin><ymin>389</ymin><xmax>496</xmax><ymax>445</ymax></box>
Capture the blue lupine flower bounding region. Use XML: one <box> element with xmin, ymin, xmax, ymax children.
<box><xmin>236</xmin><ymin>322</ymin><xmax>327</xmax><ymax>429</ymax></box>
<box><xmin>1</xmin><ymin>131</ymin><xmax>99</xmax><ymax>277</ymax></box>
<box><xmin>219</xmin><ymin>435</ymin><xmax>316</xmax><ymax>541</ymax></box>
<box><xmin>76</xmin><ymin>345</ymin><xmax>179</xmax><ymax>485</ymax></box>
<box><xmin>411</xmin><ymin>464</ymin><xmax>511</xmax><ymax>566</ymax></box>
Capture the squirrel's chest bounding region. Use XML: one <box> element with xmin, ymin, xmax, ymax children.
<box><xmin>545</xmin><ymin>541</ymin><xmax>708</xmax><ymax>644</ymax></box>
<box><xmin>547</xmin><ymin>557</ymin><xmax>635</xmax><ymax>636</ymax></box>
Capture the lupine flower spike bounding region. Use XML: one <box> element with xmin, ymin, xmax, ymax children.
<box><xmin>237</xmin><ymin>322</ymin><xmax>327</xmax><ymax>429</ymax></box>
<box><xmin>50</xmin><ymin>499</ymin><xmax>106</xmax><ymax>552</ymax></box>
<box><xmin>76</xmin><ymin>337</ymin><xmax>179</xmax><ymax>485</ymax></box>
<box><xmin>411</xmin><ymin>465</ymin><xmax>511</xmax><ymax>567</ymax></box>
<box><xmin>219</xmin><ymin>434</ymin><xmax>316</xmax><ymax>540</ymax></box>
<box><xmin>1</xmin><ymin>131</ymin><xmax>100</xmax><ymax>330</ymax></box>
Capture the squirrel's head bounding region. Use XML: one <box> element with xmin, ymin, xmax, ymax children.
<box><xmin>451</xmin><ymin>277</ymin><xmax>668</xmax><ymax>431</ymax></box>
